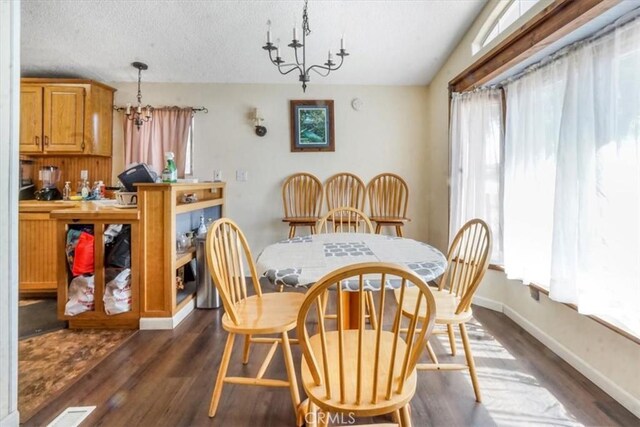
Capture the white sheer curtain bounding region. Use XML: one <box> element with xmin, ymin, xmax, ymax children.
<box><xmin>504</xmin><ymin>15</ymin><xmax>640</xmax><ymax>334</ymax></box>
<box><xmin>450</xmin><ymin>89</ymin><xmax>503</xmax><ymax>263</ymax></box>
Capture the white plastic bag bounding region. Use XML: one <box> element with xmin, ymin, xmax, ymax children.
<box><xmin>65</xmin><ymin>275</ymin><xmax>95</xmax><ymax>316</ymax></box>
<box><xmin>104</xmin><ymin>268</ymin><xmax>132</xmax><ymax>315</ymax></box>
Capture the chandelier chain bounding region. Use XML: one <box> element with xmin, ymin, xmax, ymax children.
<box><xmin>303</xmin><ymin>0</ymin><xmax>311</xmax><ymax>36</ymax></box>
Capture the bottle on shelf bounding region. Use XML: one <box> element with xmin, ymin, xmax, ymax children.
<box><xmin>63</xmin><ymin>181</ymin><xmax>71</xmax><ymax>201</ymax></box>
<box><xmin>197</xmin><ymin>215</ymin><xmax>207</xmax><ymax>237</ymax></box>
<box><xmin>162</xmin><ymin>152</ymin><xmax>178</xmax><ymax>183</ymax></box>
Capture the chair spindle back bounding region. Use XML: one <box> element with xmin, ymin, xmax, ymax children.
<box><xmin>317</xmin><ymin>207</ymin><xmax>374</xmax><ymax>234</ymax></box>
<box><xmin>367</xmin><ymin>173</ymin><xmax>409</xmax><ymax>219</ymax></box>
<box><xmin>324</xmin><ymin>172</ymin><xmax>366</xmax><ymax>212</ymax></box>
<box><xmin>205</xmin><ymin>218</ymin><xmax>262</xmax><ymax>325</ymax></box>
<box><xmin>439</xmin><ymin>219</ymin><xmax>492</xmax><ymax>314</ymax></box>
<box><xmin>297</xmin><ymin>263</ymin><xmax>436</xmax><ymax>406</ymax></box>
<box><xmin>282</xmin><ymin>173</ymin><xmax>324</xmax><ymax>218</ymax></box>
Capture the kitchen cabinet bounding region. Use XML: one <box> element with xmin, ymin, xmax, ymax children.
<box><xmin>18</xmin><ymin>201</ymin><xmax>79</xmax><ymax>294</ymax></box>
<box><xmin>20</xmin><ymin>78</ymin><xmax>116</xmax><ymax>156</ymax></box>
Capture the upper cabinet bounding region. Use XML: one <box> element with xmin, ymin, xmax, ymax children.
<box><xmin>20</xmin><ymin>79</ymin><xmax>116</xmax><ymax>156</ymax></box>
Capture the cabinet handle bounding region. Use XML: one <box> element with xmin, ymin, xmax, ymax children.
<box><xmin>44</xmin><ymin>136</ymin><xmax>49</xmax><ymax>146</ymax></box>
<box><xmin>35</xmin><ymin>136</ymin><xmax>39</xmax><ymax>146</ymax></box>
<box><xmin>81</xmin><ymin>141</ymin><xmax>86</xmax><ymax>151</ymax></box>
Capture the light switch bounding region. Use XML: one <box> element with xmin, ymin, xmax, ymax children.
<box><xmin>213</xmin><ymin>170</ymin><xmax>222</xmax><ymax>182</ymax></box>
<box><xmin>236</xmin><ymin>170</ymin><xmax>248</xmax><ymax>182</ymax></box>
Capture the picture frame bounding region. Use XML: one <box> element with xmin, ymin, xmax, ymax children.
<box><xmin>290</xmin><ymin>100</ymin><xmax>335</xmax><ymax>152</ymax></box>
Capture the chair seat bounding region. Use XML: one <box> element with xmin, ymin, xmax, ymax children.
<box><xmin>369</xmin><ymin>216</ymin><xmax>411</xmax><ymax>224</ymax></box>
<box><xmin>282</xmin><ymin>216</ymin><xmax>319</xmax><ymax>225</ymax></box>
<box><xmin>222</xmin><ymin>292</ymin><xmax>305</xmax><ymax>334</ymax></box>
<box><xmin>395</xmin><ymin>287</ymin><xmax>473</xmax><ymax>325</ymax></box>
<box><xmin>301</xmin><ymin>330</ymin><xmax>417</xmax><ymax>416</ymax></box>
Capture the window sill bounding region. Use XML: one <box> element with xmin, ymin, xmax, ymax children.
<box><xmin>487</xmin><ymin>264</ymin><xmax>640</xmax><ymax>345</ymax></box>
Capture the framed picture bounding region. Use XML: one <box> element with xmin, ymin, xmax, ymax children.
<box><xmin>290</xmin><ymin>100</ymin><xmax>335</xmax><ymax>152</ymax></box>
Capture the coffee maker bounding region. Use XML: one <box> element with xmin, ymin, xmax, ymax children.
<box><xmin>35</xmin><ymin>165</ymin><xmax>62</xmax><ymax>201</ymax></box>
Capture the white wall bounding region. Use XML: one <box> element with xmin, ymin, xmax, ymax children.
<box><xmin>426</xmin><ymin>0</ymin><xmax>640</xmax><ymax>417</ymax></box>
<box><xmin>0</xmin><ymin>0</ymin><xmax>20</xmax><ymax>425</ymax></box>
<box><xmin>111</xmin><ymin>83</ymin><xmax>430</xmax><ymax>255</ymax></box>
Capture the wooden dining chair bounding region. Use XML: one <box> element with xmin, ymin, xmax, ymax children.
<box><xmin>394</xmin><ymin>219</ymin><xmax>492</xmax><ymax>402</ymax></box>
<box><xmin>317</xmin><ymin>207</ymin><xmax>377</xmax><ymax>329</ymax></box>
<box><xmin>366</xmin><ymin>173</ymin><xmax>410</xmax><ymax>237</ymax></box>
<box><xmin>317</xmin><ymin>206</ymin><xmax>374</xmax><ymax>234</ymax></box>
<box><xmin>205</xmin><ymin>218</ymin><xmax>305</xmax><ymax>422</ymax></box>
<box><xmin>282</xmin><ymin>172</ymin><xmax>324</xmax><ymax>238</ymax></box>
<box><xmin>296</xmin><ymin>263</ymin><xmax>437</xmax><ymax>427</ymax></box>
<box><xmin>324</xmin><ymin>172</ymin><xmax>366</xmax><ymax>212</ymax></box>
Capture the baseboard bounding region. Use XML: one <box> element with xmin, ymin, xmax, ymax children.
<box><xmin>503</xmin><ymin>305</ymin><xmax>640</xmax><ymax>418</ymax></box>
<box><xmin>0</xmin><ymin>410</ymin><xmax>19</xmax><ymax>427</ymax></box>
<box><xmin>139</xmin><ymin>299</ymin><xmax>195</xmax><ymax>330</ymax></box>
<box><xmin>472</xmin><ymin>295</ymin><xmax>503</xmax><ymax>312</ymax></box>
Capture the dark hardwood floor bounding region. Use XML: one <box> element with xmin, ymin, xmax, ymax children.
<box><xmin>25</xmin><ymin>285</ymin><xmax>638</xmax><ymax>427</ymax></box>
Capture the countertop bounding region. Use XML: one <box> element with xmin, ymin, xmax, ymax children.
<box><xmin>20</xmin><ymin>200</ymin><xmax>139</xmax><ymax>220</ymax></box>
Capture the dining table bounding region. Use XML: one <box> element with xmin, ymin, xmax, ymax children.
<box><xmin>256</xmin><ymin>232</ymin><xmax>447</xmax><ymax>328</ymax></box>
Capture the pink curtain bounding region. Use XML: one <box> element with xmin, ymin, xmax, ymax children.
<box><xmin>123</xmin><ymin>107</ymin><xmax>193</xmax><ymax>177</ymax></box>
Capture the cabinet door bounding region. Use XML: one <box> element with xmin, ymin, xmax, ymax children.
<box><xmin>20</xmin><ymin>86</ymin><xmax>43</xmax><ymax>153</ymax></box>
<box><xmin>43</xmin><ymin>86</ymin><xmax>85</xmax><ymax>153</ymax></box>
<box><xmin>19</xmin><ymin>213</ymin><xmax>58</xmax><ymax>293</ymax></box>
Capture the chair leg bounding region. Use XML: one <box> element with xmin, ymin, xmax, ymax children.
<box><xmin>447</xmin><ymin>324</ymin><xmax>457</xmax><ymax>356</ymax></box>
<box><xmin>278</xmin><ymin>284</ymin><xmax>284</xmax><ymax>293</ymax></box>
<box><xmin>310</xmin><ymin>225</ymin><xmax>317</xmax><ymax>234</ymax></box>
<box><xmin>289</xmin><ymin>225</ymin><xmax>295</xmax><ymax>239</ymax></box>
<box><xmin>365</xmin><ymin>291</ymin><xmax>378</xmax><ymax>329</ymax></box>
<box><xmin>317</xmin><ymin>410</ymin><xmax>329</xmax><ymax>427</ymax></box>
<box><xmin>242</xmin><ymin>334</ymin><xmax>251</xmax><ymax>364</ymax></box>
<box><xmin>460</xmin><ymin>323</ymin><xmax>481</xmax><ymax>402</ymax></box>
<box><xmin>375</xmin><ymin>223</ymin><xmax>382</xmax><ymax>234</ymax></box>
<box><xmin>395</xmin><ymin>225</ymin><xmax>404</xmax><ymax>237</ymax></box>
<box><xmin>425</xmin><ymin>340</ymin><xmax>439</xmax><ymax>364</ymax></box>
<box><xmin>281</xmin><ymin>331</ymin><xmax>301</xmax><ymax>416</ymax></box>
<box><xmin>307</xmin><ymin>401</ymin><xmax>318</xmax><ymax>427</ymax></box>
<box><xmin>399</xmin><ymin>404</ymin><xmax>412</xmax><ymax>427</ymax></box>
<box><xmin>209</xmin><ymin>332</ymin><xmax>235</xmax><ymax>417</ymax></box>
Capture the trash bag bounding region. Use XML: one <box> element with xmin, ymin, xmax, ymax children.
<box><xmin>105</xmin><ymin>225</ymin><xmax>131</xmax><ymax>269</ymax></box>
<box><xmin>104</xmin><ymin>268</ymin><xmax>132</xmax><ymax>315</ymax></box>
<box><xmin>72</xmin><ymin>231</ymin><xmax>94</xmax><ymax>276</ymax></box>
<box><xmin>65</xmin><ymin>274</ymin><xmax>95</xmax><ymax>316</ymax></box>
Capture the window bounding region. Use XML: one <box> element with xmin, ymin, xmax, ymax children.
<box><xmin>453</xmin><ymin>15</ymin><xmax>640</xmax><ymax>336</ymax></box>
<box><xmin>473</xmin><ymin>0</ymin><xmax>540</xmax><ymax>54</ymax></box>
<box><xmin>184</xmin><ymin>117</ymin><xmax>194</xmax><ymax>176</ymax></box>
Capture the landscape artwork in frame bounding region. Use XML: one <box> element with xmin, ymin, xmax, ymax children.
<box><xmin>290</xmin><ymin>100</ymin><xmax>335</xmax><ymax>152</ymax></box>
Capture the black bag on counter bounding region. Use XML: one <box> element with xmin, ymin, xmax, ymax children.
<box><xmin>104</xmin><ymin>224</ymin><xmax>131</xmax><ymax>268</ymax></box>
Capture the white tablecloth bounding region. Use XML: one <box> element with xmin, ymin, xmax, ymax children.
<box><xmin>256</xmin><ymin>233</ymin><xmax>447</xmax><ymax>291</ymax></box>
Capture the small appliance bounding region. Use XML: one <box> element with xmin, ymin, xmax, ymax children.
<box><xmin>19</xmin><ymin>156</ymin><xmax>35</xmax><ymax>200</ymax></box>
<box><xmin>35</xmin><ymin>165</ymin><xmax>62</xmax><ymax>201</ymax></box>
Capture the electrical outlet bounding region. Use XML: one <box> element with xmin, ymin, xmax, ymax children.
<box><xmin>236</xmin><ymin>170</ymin><xmax>248</xmax><ymax>182</ymax></box>
<box><xmin>213</xmin><ymin>170</ymin><xmax>222</xmax><ymax>182</ymax></box>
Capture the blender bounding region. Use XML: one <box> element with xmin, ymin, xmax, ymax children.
<box><xmin>35</xmin><ymin>165</ymin><xmax>62</xmax><ymax>201</ymax></box>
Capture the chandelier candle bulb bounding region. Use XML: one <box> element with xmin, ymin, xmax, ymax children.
<box><xmin>125</xmin><ymin>104</ymin><xmax>131</xmax><ymax>115</ymax></box>
<box><xmin>341</xmin><ymin>35</ymin><xmax>345</xmax><ymax>50</ymax></box>
<box><xmin>293</xmin><ymin>27</ymin><xmax>298</xmax><ymax>40</ymax></box>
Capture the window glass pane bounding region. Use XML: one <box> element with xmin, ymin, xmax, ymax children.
<box><xmin>498</xmin><ymin>1</ymin><xmax>521</xmax><ymax>32</ymax></box>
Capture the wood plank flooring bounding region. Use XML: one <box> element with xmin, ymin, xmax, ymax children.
<box><xmin>25</xmin><ymin>285</ymin><xmax>638</xmax><ymax>426</ymax></box>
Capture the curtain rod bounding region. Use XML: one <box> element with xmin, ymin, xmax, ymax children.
<box><xmin>113</xmin><ymin>105</ymin><xmax>208</xmax><ymax>113</ymax></box>
<box><xmin>494</xmin><ymin>6</ymin><xmax>640</xmax><ymax>89</ymax></box>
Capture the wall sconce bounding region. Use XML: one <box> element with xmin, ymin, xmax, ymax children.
<box><xmin>254</xmin><ymin>108</ymin><xmax>267</xmax><ymax>137</ymax></box>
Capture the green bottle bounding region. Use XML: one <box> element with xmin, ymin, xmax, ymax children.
<box><xmin>162</xmin><ymin>152</ymin><xmax>177</xmax><ymax>183</ymax></box>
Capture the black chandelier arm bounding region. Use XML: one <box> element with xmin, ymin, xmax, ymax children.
<box><xmin>307</xmin><ymin>56</ymin><xmax>345</xmax><ymax>76</ymax></box>
<box><xmin>276</xmin><ymin>63</ymin><xmax>303</xmax><ymax>76</ymax></box>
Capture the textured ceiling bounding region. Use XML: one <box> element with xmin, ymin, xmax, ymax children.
<box><xmin>21</xmin><ymin>0</ymin><xmax>485</xmax><ymax>86</ymax></box>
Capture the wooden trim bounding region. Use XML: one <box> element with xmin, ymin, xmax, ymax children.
<box><xmin>487</xmin><ymin>264</ymin><xmax>640</xmax><ymax>345</ymax></box>
<box><xmin>21</xmin><ymin>77</ymin><xmax>116</xmax><ymax>92</ymax></box>
<box><xmin>449</xmin><ymin>0</ymin><xmax>621</xmax><ymax>92</ymax></box>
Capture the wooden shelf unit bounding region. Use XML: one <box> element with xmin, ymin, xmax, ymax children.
<box><xmin>137</xmin><ymin>182</ymin><xmax>225</xmax><ymax>320</ymax></box>
<box><xmin>53</xmin><ymin>213</ymin><xmax>140</xmax><ymax>329</ymax></box>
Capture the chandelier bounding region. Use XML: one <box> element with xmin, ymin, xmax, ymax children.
<box><xmin>125</xmin><ymin>62</ymin><xmax>153</xmax><ymax>129</ymax></box>
<box><xmin>262</xmin><ymin>0</ymin><xmax>349</xmax><ymax>92</ymax></box>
